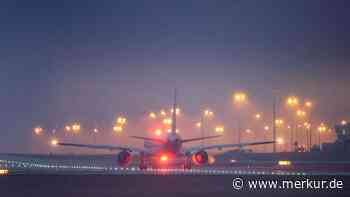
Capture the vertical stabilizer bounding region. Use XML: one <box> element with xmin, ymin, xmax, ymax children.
<box><xmin>171</xmin><ymin>89</ymin><xmax>177</xmax><ymax>134</ymax></box>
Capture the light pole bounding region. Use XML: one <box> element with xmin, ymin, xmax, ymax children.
<box><xmin>318</xmin><ymin>123</ymin><xmax>326</xmax><ymax>150</ymax></box>
<box><xmin>93</xmin><ymin>128</ymin><xmax>99</xmax><ymax>144</ymax></box>
<box><xmin>263</xmin><ymin>125</ymin><xmax>270</xmax><ymax>152</ymax></box>
<box><xmin>272</xmin><ymin>93</ymin><xmax>277</xmax><ymax>153</ymax></box>
<box><xmin>201</xmin><ymin>109</ymin><xmax>214</xmax><ymax>146</ymax></box>
<box><xmin>275</xmin><ymin>119</ymin><xmax>284</xmax><ymax>152</ymax></box>
<box><xmin>296</xmin><ymin>109</ymin><xmax>306</xmax><ymax>151</ymax></box>
<box><xmin>233</xmin><ymin>92</ymin><xmax>247</xmax><ymax>144</ymax></box>
<box><xmin>304</xmin><ymin>101</ymin><xmax>313</xmax><ymax>151</ymax></box>
<box><xmin>286</xmin><ymin>96</ymin><xmax>299</xmax><ymax>151</ymax></box>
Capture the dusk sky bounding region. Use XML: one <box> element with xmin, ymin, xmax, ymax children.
<box><xmin>1</xmin><ymin>0</ymin><xmax>349</xmax><ymax>152</ymax></box>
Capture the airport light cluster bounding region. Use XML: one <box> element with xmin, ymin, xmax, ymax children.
<box><xmin>233</xmin><ymin>92</ymin><xmax>247</xmax><ymax>105</ymax></box>
<box><xmin>215</xmin><ymin>126</ymin><xmax>224</xmax><ymax>133</ymax></box>
<box><xmin>275</xmin><ymin>119</ymin><xmax>284</xmax><ymax>127</ymax></box>
<box><xmin>286</xmin><ymin>96</ymin><xmax>299</xmax><ymax>107</ymax></box>
<box><xmin>296</xmin><ymin>109</ymin><xmax>306</xmax><ymax>117</ymax></box>
<box><xmin>203</xmin><ymin>109</ymin><xmax>214</xmax><ymax>117</ymax></box>
<box><xmin>64</xmin><ymin>123</ymin><xmax>81</xmax><ymax>134</ymax></box>
<box><xmin>32</xmin><ymin>90</ymin><xmax>338</xmax><ymax>154</ymax></box>
<box><xmin>318</xmin><ymin>123</ymin><xmax>327</xmax><ymax>133</ymax></box>
<box><xmin>114</xmin><ymin>116</ymin><xmax>127</xmax><ymax>133</ymax></box>
<box><xmin>72</xmin><ymin>123</ymin><xmax>81</xmax><ymax>133</ymax></box>
<box><xmin>163</xmin><ymin>118</ymin><xmax>172</xmax><ymax>125</ymax></box>
<box><xmin>170</xmin><ymin>107</ymin><xmax>181</xmax><ymax>115</ymax></box>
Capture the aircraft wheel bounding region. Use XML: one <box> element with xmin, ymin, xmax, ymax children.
<box><xmin>139</xmin><ymin>163</ymin><xmax>147</xmax><ymax>170</ymax></box>
<box><xmin>184</xmin><ymin>159</ymin><xmax>192</xmax><ymax>169</ymax></box>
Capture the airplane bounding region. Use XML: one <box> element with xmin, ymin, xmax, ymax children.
<box><xmin>55</xmin><ymin>90</ymin><xmax>275</xmax><ymax>169</ymax></box>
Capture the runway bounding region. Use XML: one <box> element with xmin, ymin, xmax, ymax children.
<box><xmin>1</xmin><ymin>154</ymin><xmax>350</xmax><ymax>197</ymax></box>
<box><xmin>0</xmin><ymin>153</ymin><xmax>343</xmax><ymax>176</ymax></box>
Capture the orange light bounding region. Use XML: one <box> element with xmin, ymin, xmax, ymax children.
<box><xmin>113</xmin><ymin>126</ymin><xmax>123</xmax><ymax>133</ymax></box>
<box><xmin>170</xmin><ymin>108</ymin><xmax>180</xmax><ymax>115</ymax></box>
<box><xmin>51</xmin><ymin>139</ymin><xmax>58</xmax><ymax>146</ymax></box>
<box><xmin>160</xmin><ymin>110</ymin><xmax>167</xmax><ymax>116</ymax></box>
<box><xmin>0</xmin><ymin>169</ymin><xmax>9</xmax><ymax>175</ymax></box>
<box><xmin>204</xmin><ymin>109</ymin><xmax>214</xmax><ymax>117</ymax></box>
<box><xmin>117</xmin><ymin>116</ymin><xmax>127</xmax><ymax>125</ymax></box>
<box><xmin>277</xmin><ymin>138</ymin><xmax>284</xmax><ymax>145</ymax></box>
<box><xmin>305</xmin><ymin>101</ymin><xmax>312</xmax><ymax>108</ymax></box>
<box><xmin>287</xmin><ymin>96</ymin><xmax>299</xmax><ymax>106</ymax></box>
<box><xmin>163</xmin><ymin>118</ymin><xmax>172</xmax><ymax>125</ymax></box>
<box><xmin>278</xmin><ymin>160</ymin><xmax>291</xmax><ymax>166</ymax></box>
<box><xmin>72</xmin><ymin>123</ymin><xmax>81</xmax><ymax>133</ymax></box>
<box><xmin>149</xmin><ymin>112</ymin><xmax>156</xmax><ymax>119</ymax></box>
<box><xmin>296</xmin><ymin>109</ymin><xmax>306</xmax><ymax>117</ymax></box>
<box><xmin>215</xmin><ymin>126</ymin><xmax>224</xmax><ymax>133</ymax></box>
<box><xmin>275</xmin><ymin>119</ymin><xmax>284</xmax><ymax>126</ymax></box>
<box><xmin>233</xmin><ymin>92</ymin><xmax>247</xmax><ymax>104</ymax></box>
<box><xmin>255</xmin><ymin>113</ymin><xmax>262</xmax><ymax>120</ymax></box>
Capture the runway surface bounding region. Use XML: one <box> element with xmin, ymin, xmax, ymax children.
<box><xmin>0</xmin><ymin>153</ymin><xmax>308</xmax><ymax>176</ymax></box>
<box><xmin>1</xmin><ymin>154</ymin><xmax>350</xmax><ymax>196</ymax></box>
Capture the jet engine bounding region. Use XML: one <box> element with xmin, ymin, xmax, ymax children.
<box><xmin>192</xmin><ymin>151</ymin><xmax>209</xmax><ymax>166</ymax></box>
<box><xmin>117</xmin><ymin>150</ymin><xmax>132</xmax><ymax>166</ymax></box>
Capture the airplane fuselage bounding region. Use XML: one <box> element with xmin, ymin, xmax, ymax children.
<box><xmin>163</xmin><ymin>133</ymin><xmax>183</xmax><ymax>154</ymax></box>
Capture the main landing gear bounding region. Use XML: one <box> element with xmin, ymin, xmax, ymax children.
<box><xmin>184</xmin><ymin>157</ymin><xmax>192</xmax><ymax>169</ymax></box>
<box><xmin>139</xmin><ymin>152</ymin><xmax>147</xmax><ymax>170</ymax></box>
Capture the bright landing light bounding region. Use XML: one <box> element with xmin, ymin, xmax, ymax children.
<box><xmin>160</xmin><ymin>155</ymin><xmax>168</xmax><ymax>162</ymax></box>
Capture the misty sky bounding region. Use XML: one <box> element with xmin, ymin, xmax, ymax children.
<box><xmin>1</xmin><ymin>0</ymin><xmax>349</xmax><ymax>152</ymax></box>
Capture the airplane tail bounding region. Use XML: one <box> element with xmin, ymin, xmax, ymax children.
<box><xmin>171</xmin><ymin>88</ymin><xmax>177</xmax><ymax>134</ymax></box>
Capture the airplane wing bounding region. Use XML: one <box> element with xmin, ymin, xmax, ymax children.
<box><xmin>184</xmin><ymin>141</ymin><xmax>275</xmax><ymax>154</ymax></box>
<box><xmin>57</xmin><ymin>142</ymin><xmax>146</xmax><ymax>154</ymax></box>
<box><xmin>129</xmin><ymin>136</ymin><xmax>166</xmax><ymax>144</ymax></box>
<box><xmin>181</xmin><ymin>135</ymin><xmax>222</xmax><ymax>143</ymax></box>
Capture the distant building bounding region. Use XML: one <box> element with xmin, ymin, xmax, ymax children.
<box><xmin>321</xmin><ymin>123</ymin><xmax>350</xmax><ymax>153</ymax></box>
<box><xmin>335</xmin><ymin>123</ymin><xmax>350</xmax><ymax>142</ymax></box>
